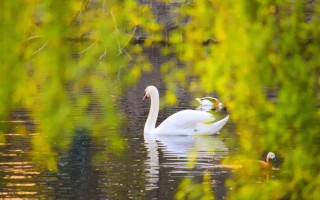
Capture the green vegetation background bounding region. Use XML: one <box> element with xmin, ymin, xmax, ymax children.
<box><xmin>1</xmin><ymin>0</ymin><xmax>319</xmax><ymax>199</ymax></box>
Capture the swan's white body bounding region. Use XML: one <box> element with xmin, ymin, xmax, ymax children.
<box><xmin>143</xmin><ymin>86</ymin><xmax>229</xmax><ymax>135</ymax></box>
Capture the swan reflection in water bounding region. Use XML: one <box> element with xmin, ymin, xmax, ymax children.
<box><xmin>144</xmin><ymin>134</ymin><xmax>228</xmax><ymax>190</ymax></box>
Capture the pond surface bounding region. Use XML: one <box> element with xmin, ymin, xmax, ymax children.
<box><xmin>0</xmin><ymin>111</ymin><xmax>233</xmax><ymax>200</ymax></box>
<box><xmin>0</xmin><ymin>46</ymin><xmax>238</xmax><ymax>199</ymax></box>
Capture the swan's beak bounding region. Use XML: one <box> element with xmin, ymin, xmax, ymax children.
<box><xmin>142</xmin><ymin>93</ymin><xmax>148</xmax><ymax>100</ymax></box>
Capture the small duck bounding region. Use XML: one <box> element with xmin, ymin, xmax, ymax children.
<box><xmin>259</xmin><ymin>152</ymin><xmax>277</xmax><ymax>169</ymax></box>
<box><xmin>195</xmin><ymin>97</ymin><xmax>226</xmax><ymax>112</ymax></box>
<box><xmin>220</xmin><ymin>152</ymin><xmax>278</xmax><ymax>171</ymax></box>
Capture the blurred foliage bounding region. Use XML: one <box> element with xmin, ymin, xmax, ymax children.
<box><xmin>175</xmin><ymin>172</ymin><xmax>214</xmax><ymax>200</ymax></box>
<box><xmin>165</xmin><ymin>0</ymin><xmax>320</xmax><ymax>199</ymax></box>
<box><xmin>0</xmin><ymin>0</ymin><xmax>157</xmax><ymax>170</ymax></box>
<box><xmin>1</xmin><ymin>0</ymin><xmax>320</xmax><ymax>199</ymax></box>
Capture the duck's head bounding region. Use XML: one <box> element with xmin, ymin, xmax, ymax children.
<box><xmin>266</xmin><ymin>152</ymin><xmax>276</xmax><ymax>163</ymax></box>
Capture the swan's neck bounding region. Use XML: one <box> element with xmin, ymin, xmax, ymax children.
<box><xmin>144</xmin><ymin>89</ymin><xmax>159</xmax><ymax>134</ymax></box>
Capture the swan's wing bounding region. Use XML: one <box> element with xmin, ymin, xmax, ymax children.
<box><xmin>156</xmin><ymin>110</ymin><xmax>216</xmax><ymax>134</ymax></box>
<box><xmin>196</xmin><ymin>98</ymin><xmax>214</xmax><ymax>106</ymax></box>
<box><xmin>195</xmin><ymin>115</ymin><xmax>229</xmax><ymax>134</ymax></box>
<box><xmin>159</xmin><ymin>110</ymin><xmax>214</xmax><ymax>128</ymax></box>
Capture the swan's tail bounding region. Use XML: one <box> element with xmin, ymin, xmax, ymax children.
<box><xmin>210</xmin><ymin>115</ymin><xmax>229</xmax><ymax>134</ymax></box>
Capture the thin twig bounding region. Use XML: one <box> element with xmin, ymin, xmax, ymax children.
<box><xmin>110</xmin><ymin>10</ymin><xmax>119</xmax><ymax>31</ymax></box>
<box><xmin>122</xmin><ymin>49</ymin><xmax>133</xmax><ymax>60</ymax></box>
<box><xmin>31</xmin><ymin>42</ymin><xmax>48</xmax><ymax>56</ymax></box>
<box><xmin>99</xmin><ymin>48</ymin><xmax>107</xmax><ymax>60</ymax></box>
<box><xmin>102</xmin><ymin>0</ymin><xmax>106</xmax><ymax>15</ymax></box>
<box><xmin>26</xmin><ymin>35</ymin><xmax>40</xmax><ymax>41</ymax></box>
<box><xmin>110</xmin><ymin>10</ymin><xmax>134</xmax><ymax>60</ymax></box>
<box><xmin>110</xmin><ymin>10</ymin><xmax>122</xmax><ymax>54</ymax></box>
<box><xmin>116</xmin><ymin>26</ymin><xmax>137</xmax><ymax>60</ymax></box>
<box><xmin>117</xmin><ymin>41</ymin><xmax>122</xmax><ymax>55</ymax></box>
<box><xmin>79</xmin><ymin>42</ymin><xmax>96</xmax><ymax>54</ymax></box>
<box><xmin>122</xmin><ymin>26</ymin><xmax>137</xmax><ymax>49</ymax></box>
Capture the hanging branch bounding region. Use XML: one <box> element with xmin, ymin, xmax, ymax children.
<box><xmin>110</xmin><ymin>10</ymin><xmax>133</xmax><ymax>60</ymax></box>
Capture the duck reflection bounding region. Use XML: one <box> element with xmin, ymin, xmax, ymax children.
<box><xmin>144</xmin><ymin>134</ymin><xmax>228</xmax><ymax>190</ymax></box>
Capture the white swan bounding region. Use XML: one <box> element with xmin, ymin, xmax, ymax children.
<box><xmin>143</xmin><ymin>86</ymin><xmax>229</xmax><ymax>135</ymax></box>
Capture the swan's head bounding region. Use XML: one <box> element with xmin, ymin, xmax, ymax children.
<box><xmin>143</xmin><ymin>85</ymin><xmax>158</xmax><ymax>100</ymax></box>
<box><xmin>196</xmin><ymin>97</ymin><xmax>227</xmax><ymax>112</ymax></box>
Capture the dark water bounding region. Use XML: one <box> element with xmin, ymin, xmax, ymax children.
<box><xmin>0</xmin><ymin>111</ymin><xmax>233</xmax><ymax>200</ymax></box>
<box><xmin>0</xmin><ymin>46</ymin><xmax>235</xmax><ymax>199</ymax></box>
